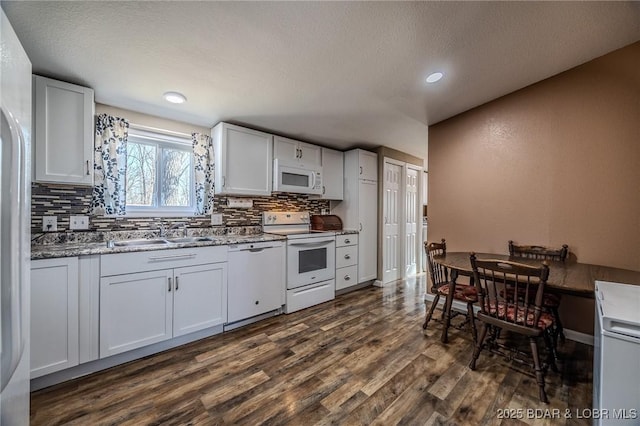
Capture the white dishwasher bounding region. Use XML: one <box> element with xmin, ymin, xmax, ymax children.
<box><xmin>227</xmin><ymin>241</ymin><xmax>286</xmax><ymax>324</ymax></box>
<box><xmin>593</xmin><ymin>280</ymin><xmax>640</xmax><ymax>425</ymax></box>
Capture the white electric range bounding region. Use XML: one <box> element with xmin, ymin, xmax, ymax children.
<box><xmin>262</xmin><ymin>211</ymin><xmax>336</xmax><ymax>313</ymax></box>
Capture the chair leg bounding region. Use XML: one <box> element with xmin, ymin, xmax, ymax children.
<box><xmin>529</xmin><ymin>337</ymin><xmax>549</xmax><ymax>404</ymax></box>
<box><xmin>551</xmin><ymin>306</ymin><xmax>565</xmax><ymax>344</ymax></box>
<box><xmin>423</xmin><ymin>293</ymin><xmax>440</xmax><ymax>330</ymax></box>
<box><xmin>469</xmin><ymin>322</ymin><xmax>488</xmax><ymax>371</ymax></box>
<box><xmin>466</xmin><ymin>302</ymin><xmax>477</xmax><ymax>343</ymax></box>
<box><xmin>543</xmin><ymin>330</ymin><xmax>559</xmax><ymax>373</ymax></box>
<box><xmin>440</xmin><ymin>290</ymin><xmax>455</xmax><ymax>344</ymax></box>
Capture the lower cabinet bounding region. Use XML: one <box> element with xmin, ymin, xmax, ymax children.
<box><xmin>100</xmin><ymin>262</ymin><xmax>227</xmax><ymax>358</ymax></box>
<box><xmin>31</xmin><ymin>257</ymin><xmax>80</xmax><ymax>378</ymax></box>
<box><xmin>335</xmin><ymin>234</ymin><xmax>359</xmax><ymax>291</ymax></box>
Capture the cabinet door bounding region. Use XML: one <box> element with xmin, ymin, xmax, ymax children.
<box><xmin>320</xmin><ymin>148</ymin><xmax>344</xmax><ymax>200</ymax></box>
<box><xmin>297</xmin><ymin>141</ymin><xmax>321</xmax><ymax>168</ymax></box>
<box><xmin>173</xmin><ymin>263</ymin><xmax>227</xmax><ymax>337</ymax></box>
<box><xmin>214</xmin><ymin>123</ymin><xmax>272</xmax><ymax>196</ymax></box>
<box><xmin>273</xmin><ymin>136</ymin><xmax>300</xmax><ymax>166</ymax></box>
<box><xmin>358</xmin><ymin>150</ymin><xmax>378</xmax><ymax>182</ymax></box>
<box><xmin>100</xmin><ymin>269</ymin><xmax>173</xmax><ymax>357</ymax></box>
<box><xmin>31</xmin><ymin>258</ymin><xmax>79</xmax><ymax>378</ymax></box>
<box><xmin>34</xmin><ymin>75</ymin><xmax>94</xmax><ymax>185</ymax></box>
<box><xmin>227</xmin><ymin>245</ymin><xmax>285</xmax><ymax>323</ymax></box>
<box><xmin>358</xmin><ymin>180</ymin><xmax>378</xmax><ymax>282</ymax></box>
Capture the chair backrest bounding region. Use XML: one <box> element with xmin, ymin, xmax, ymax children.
<box><xmin>470</xmin><ymin>253</ymin><xmax>550</xmax><ymax>330</ymax></box>
<box><xmin>425</xmin><ymin>239</ymin><xmax>448</xmax><ymax>292</ymax></box>
<box><xmin>508</xmin><ymin>240</ymin><xmax>568</xmax><ymax>262</ymax></box>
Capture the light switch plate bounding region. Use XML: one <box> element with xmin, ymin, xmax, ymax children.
<box><xmin>42</xmin><ymin>216</ymin><xmax>58</xmax><ymax>232</ymax></box>
<box><xmin>211</xmin><ymin>213</ymin><xmax>223</xmax><ymax>226</ymax></box>
<box><xmin>70</xmin><ymin>215</ymin><xmax>89</xmax><ymax>230</ymax></box>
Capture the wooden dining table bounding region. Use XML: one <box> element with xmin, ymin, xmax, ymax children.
<box><xmin>433</xmin><ymin>252</ymin><xmax>640</xmax><ymax>298</ymax></box>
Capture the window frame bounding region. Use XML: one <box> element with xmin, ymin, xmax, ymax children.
<box><xmin>125</xmin><ymin>127</ymin><xmax>197</xmax><ymax>217</ymax></box>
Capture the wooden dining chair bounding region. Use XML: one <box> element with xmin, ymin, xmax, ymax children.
<box><xmin>468</xmin><ymin>253</ymin><xmax>557</xmax><ymax>403</ymax></box>
<box><xmin>509</xmin><ymin>240</ymin><xmax>569</xmax><ymax>344</ymax></box>
<box><xmin>423</xmin><ymin>239</ymin><xmax>477</xmax><ymax>343</ymax></box>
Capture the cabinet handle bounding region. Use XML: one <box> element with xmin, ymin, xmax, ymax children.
<box><xmin>175</xmin><ymin>276</ymin><xmax>179</xmax><ymax>291</ymax></box>
<box><xmin>168</xmin><ymin>277</ymin><xmax>172</xmax><ymax>292</ymax></box>
<box><xmin>344</xmin><ymin>275</ymin><xmax>351</xmax><ymax>281</ymax></box>
<box><xmin>299</xmin><ymin>149</ymin><xmax>303</xmax><ymax>159</ymax></box>
<box><xmin>344</xmin><ymin>239</ymin><xmax>350</xmax><ymax>244</ymax></box>
<box><xmin>359</xmin><ymin>166</ymin><xmax>363</xmax><ymax>175</ymax></box>
<box><xmin>344</xmin><ymin>254</ymin><xmax>351</xmax><ymax>260</ymax></box>
<box><xmin>222</xmin><ymin>176</ymin><xmax>226</xmax><ymax>187</ymax></box>
<box><xmin>359</xmin><ymin>223</ymin><xmax>363</xmax><ymax>232</ymax></box>
<box><xmin>322</xmin><ymin>186</ymin><xmax>325</xmax><ymax>195</ymax></box>
<box><xmin>86</xmin><ymin>160</ymin><xmax>90</xmax><ymax>175</ymax></box>
<box><xmin>255</xmin><ymin>300</ymin><xmax>259</xmax><ymax>305</ymax></box>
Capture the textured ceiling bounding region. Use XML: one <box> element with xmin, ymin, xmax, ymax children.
<box><xmin>3</xmin><ymin>1</ymin><xmax>639</xmax><ymax>161</ymax></box>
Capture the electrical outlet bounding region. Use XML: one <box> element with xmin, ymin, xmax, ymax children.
<box><xmin>211</xmin><ymin>213</ymin><xmax>223</xmax><ymax>226</ymax></box>
<box><xmin>42</xmin><ymin>216</ymin><xmax>58</xmax><ymax>232</ymax></box>
<box><xmin>70</xmin><ymin>215</ymin><xmax>89</xmax><ymax>230</ymax></box>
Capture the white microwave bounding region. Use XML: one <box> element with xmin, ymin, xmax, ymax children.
<box><xmin>273</xmin><ymin>159</ymin><xmax>323</xmax><ymax>195</ymax></box>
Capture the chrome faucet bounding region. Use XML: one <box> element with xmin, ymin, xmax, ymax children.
<box><xmin>155</xmin><ymin>221</ymin><xmax>187</xmax><ymax>237</ymax></box>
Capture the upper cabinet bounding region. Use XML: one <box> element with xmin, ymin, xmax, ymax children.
<box><xmin>358</xmin><ymin>150</ymin><xmax>378</xmax><ymax>182</ymax></box>
<box><xmin>212</xmin><ymin>122</ymin><xmax>273</xmax><ymax>196</ymax></box>
<box><xmin>273</xmin><ymin>135</ymin><xmax>321</xmax><ymax>169</ymax></box>
<box><xmin>319</xmin><ymin>147</ymin><xmax>344</xmax><ymax>200</ymax></box>
<box><xmin>33</xmin><ymin>75</ymin><xmax>95</xmax><ymax>186</ymax></box>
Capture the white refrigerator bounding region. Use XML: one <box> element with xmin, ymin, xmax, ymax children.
<box><xmin>594</xmin><ymin>281</ymin><xmax>640</xmax><ymax>425</ymax></box>
<box><xmin>1</xmin><ymin>8</ymin><xmax>32</xmax><ymax>425</ymax></box>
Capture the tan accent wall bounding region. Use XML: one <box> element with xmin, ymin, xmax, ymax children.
<box><xmin>428</xmin><ymin>42</ymin><xmax>640</xmax><ymax>335</ymax></box>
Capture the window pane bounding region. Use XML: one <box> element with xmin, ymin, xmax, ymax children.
<box><xmin>161</xmin><ymin>148</ymin><xmax>192</xmax><ymax>207</ymax></box>
<box><xmin>126</xmin><ymin>142</ymin><xmax>157</xmax><ymax>206</ymax></box>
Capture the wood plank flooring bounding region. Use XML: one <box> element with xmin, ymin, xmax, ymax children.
<box><xmin>31</xmin><ymin>274</ymin><xmax>593</xmax><ymax>425</ymax></box>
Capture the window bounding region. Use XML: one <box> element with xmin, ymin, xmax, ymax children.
<box><xmin>126</xmin><ymin>127</ymin><xmax>195</xmax><ymax>216</ymax></box>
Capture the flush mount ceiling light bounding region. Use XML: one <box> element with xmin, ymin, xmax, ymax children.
<box><xmin>426</xmin><ymin>72</ymin><xmax>444</xmax><ymax>83</ymax></box>
<box><xmin>163</xmin><ymin>91</ymin><xmax>187</xmax><ymax>104</ymax></box>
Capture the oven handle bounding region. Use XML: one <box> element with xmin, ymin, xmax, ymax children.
<box><xmin>289</xmin><ymin>239</ymin><xmax>335</xmax><ymax>247</ymax></box>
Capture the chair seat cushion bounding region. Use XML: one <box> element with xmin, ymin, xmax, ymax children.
<box><xmin>436</xmin><ymin>283</ymin><xmax>478</xmax><ymax>303</ymax></box>
<box><xmin>484</xmin><ymin>302</ymin><xmax>554</xmax><ymax>329</ymax></box>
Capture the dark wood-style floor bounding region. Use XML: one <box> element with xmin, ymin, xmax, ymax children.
<box><xmin>31</xmin><ymin>274</ymin><xmax>593</xmax><ymax>425</ymax></box>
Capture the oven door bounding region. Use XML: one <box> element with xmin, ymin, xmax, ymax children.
<box><xmin>287</xmin><ymin>237</ymin><xmax>335</xmax><ymax>289</ymax></box>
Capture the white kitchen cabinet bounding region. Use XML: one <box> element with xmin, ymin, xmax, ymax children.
<box><xmin>319</xmin><ymin>147</ymin><xmax>344</xmax><ymax>200</ymax></box>
<box><xmin>173</xmin><ymin>263</ymin><xmax>227</xmax><ymax>337</ymax></box>
<box><xmin>212</xmin><ymin>122</ymin><xmax>273</xmax><ymax>196</ymax></box>
<box><xmin>31</xmin><ymin>257</ymin><xmax>79</xmax><ymax>378</ymax></box>
<box><xmin>331</xmin><ymin>149</ymin><xmax>378</xmax><ymax>283</ymax></box>
<box><xmin>100</xmin><ymin>247</ymin><xmax>228</xmax><ymax>357</ymax></box>
<box><xmin>227</xmin><ymin>241</ymin><xmax>285</xmax><ymax>323</ymax></box>
<box><xmin>273</xmin><ymin>135</ymin><xmax>322</xmax><ymax>169</ymax></box>
<box><xmin>335</xmin><ymin>234</ymin><xmax>358</xmax><ymax>291</ymax></box>
<box><xmin>33</xmin><ymin>75</ymin><xmax>94</xmax><ymax>185</ymax></box>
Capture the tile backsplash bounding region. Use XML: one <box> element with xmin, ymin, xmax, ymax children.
<box><xmin>31</xmin><ymin>183</ymin><xmax>330</xmax><ymax>233</ymax></box>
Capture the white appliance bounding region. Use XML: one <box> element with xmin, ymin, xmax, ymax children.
<box><xmin>1</xmin><ymin>8</ymin><xmax>32</xmax><ymax>425</ymax></box>
<box><xmin>273</xmin><ymin>160</ymin><xmax>323</xmax><ymax>195</ymax></box>
<box><xmin>593</xmin><ymin>281</ymin><xmax>640</xmax><ymax>425</ymax></box>
<box><xmin>263</xmin><ymin>212</ymin><xmax>335</xmax><ymax>313</ymax></box>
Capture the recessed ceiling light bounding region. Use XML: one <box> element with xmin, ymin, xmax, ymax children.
<box><xmin>163</xmin><ymin>91</ymin><xmax>187</xmax><ymax>104</ymax></box>
<box><xmin>426</xmin><ymin>72</ymin><xmax>443</xmax><ymax>83</ymax></box>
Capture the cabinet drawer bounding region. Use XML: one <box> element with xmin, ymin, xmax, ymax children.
<box><xmin>101</xmin><ymin>246</ymin><xmax>227</xmax><ymax>276</ymax></box>
<box><xmin>336</xmin><ymin>245</ymin><xmax>357</xmax><ymax>269</ymax></box>
<box><xmin>336</xmin><ymin>265</ymin><xmax>358</xmax><ymax>291</ymax></box>
<box><xmin>285</xmin><ymin>279</ymin><xmax>335</xmax><ymax>314</ymax></box>
<box><xmin>336</xmin><ymin>234</ymin><xmax>358</xmax><ymax>247</ymax></box>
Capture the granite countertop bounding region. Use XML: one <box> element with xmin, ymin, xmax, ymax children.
<box><xmin>31</xmin><ymin>228</ymin><xmax>359</xmax><ymax>260</ymax></box>
<box><xmin>31</xmin><ymin>231</ymin><xmax>286</xmax><ymax>260</ymax></box>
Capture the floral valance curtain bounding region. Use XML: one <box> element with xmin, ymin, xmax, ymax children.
<box><xmin>192</xmin><ymin>132</ymin><xmax>215</xmax><ymax>215</ymax></box>
<box><xmin>90</xmin><ymin>114</ymin><xmax>129</xmax><ymax>215</ymax></box>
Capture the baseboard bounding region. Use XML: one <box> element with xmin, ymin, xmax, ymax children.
<box><xmin>423</xmin><ymin>293</ymin><xmax>594</xmax><ymax>346</ymax></box>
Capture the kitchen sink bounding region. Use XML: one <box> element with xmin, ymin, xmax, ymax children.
<box><xmin>112</xmin><ymin>238</ymin><xmax>170</xmax><ymax>247</ymax></box>
<box><xmin>166</xmin><ymin>236</ymin><xmax>213</xmax><ymax>243</ymax></box>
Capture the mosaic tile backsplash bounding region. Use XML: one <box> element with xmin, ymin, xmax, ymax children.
<box><xmin>31</xmin><ymin>183</ymin><xmax>330</xmax><ymax>233</ymax></box>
